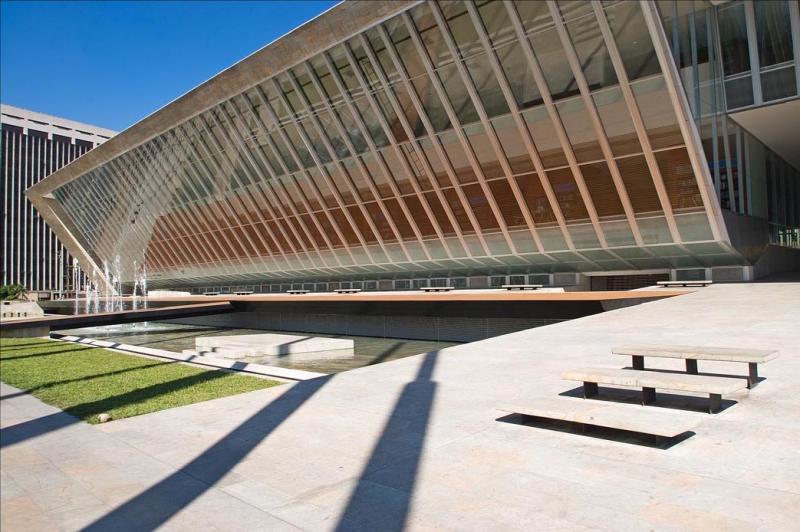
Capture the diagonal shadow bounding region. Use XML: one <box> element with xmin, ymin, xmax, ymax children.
<box><xmin>334</xmin><ymin>350</ymin><xmax>438</xmax><ymax>532</ymax></box>
<box><xmin>0</xmin><ymin>360</ymin><xmax>179</xmax><ymax>401</ymax></box>
<box><xmin>367</xmin><ymin>341</ymin><xmax>405</xmax><ymax>366</ymax></box>
<box><xmin>1</xmin><ymin>345</ymin><xmax>96</xmax><ymax>360</ymax></box>
<box><xmin>81</xmin><ymin>375</ymin><xmax>332</xmax><ymax>531</ymax></box>
<box><xmin>1</xmin><ymin>370</ymin><xmax>235</xmax><ymax>448</ymax></box>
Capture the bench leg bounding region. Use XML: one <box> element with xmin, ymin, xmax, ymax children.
<box><xmin>709</xmin><ymin>393</ymin><xmax>722</xmax><ymax>414</ymax></box>
<box><xmin>685</xmin><ymin>359</ymin><xmax>698</xmax><ymax>374</ymax></box>
<box><xmin>748</xmin><ymin>363</ymin><xmax>759</xmax><ymax>389</ymax></box>
<box><xmin>583</xmin><ymin>382</ymin><xmax>598</xmax><ymax>398</ymax></box>
<box><xmin>632</xmin><ymin>355</ymin><xmax>644</xmax><ymax>370</ymax></box>
<box><xmin>642</xmin><ymin>387</ymin><xmax>656</xmax><ymax>405</ymax></box>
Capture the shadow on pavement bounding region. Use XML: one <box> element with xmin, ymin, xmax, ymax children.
<box><xmin>335</xmin><ymin>350</ymin><xmax>438</xmax><ymax>532</ymax></box>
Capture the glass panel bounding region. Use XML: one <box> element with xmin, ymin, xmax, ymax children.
<box><xmin>515</xmin><ymin>173</ymin><xmax>557</xmax><ymax>224</ymax></box>
<box><xmin>718</xmin><ymin>4</ymin><xmax>750</xmax><ymax>76</ymax></box>
<box><xmin>493</xmin><ymin>114</ymin><xmax>535</xmax><ymax>175</ymax></box>
<box><xmin>439</xmin><ymin>129</ymin><xmax>477</xmax><ymax>184</ymax></box>
<box><xmin>725</xmin><ymin>76</ymin><xmax>754</xmax><ymax>109</ymax></box>
<box><xmin>355</xmin><ymin>97</ymin><xmax>390</xmax><ymax>148</ymax></box>
<box><xmin>604</xmin><ymin>1</ymin><xmax>660</xmax><ymax>80</ymax></box>
<box><xmin>422</xmin><ymin>191</ymin><xmax>455</xmax><ymax>235</ymax></box>
<box><xmin>675</xmin><ymin>212</ymin><xmax>714</xmax><ymax>242</ymax></box>
<box><xmin>557</xmin><ymin>1</ymin><xmax>594</xmax><ymax>23</ymax></box>
<box><xmin>754</xmin><ymin>0</ymin><xmax>794</xmax><ymax>67</ymax></box>
<box><xmin>387</xmin><ymin>16</ymin><xmax>427</xmax><ymax>79</ymax></box>
<box><xmin>522</xmin><ymin>105</ymin><xmax>566</xmax><ymax>168</ymax></box>
<box><xmin>488</xmin><ymin>178</ymin><xmax>525</xmax><ymax>228</ymax></box>
<box><xmin>391</xmin><ymin>84</ymin><xmax>425</xmax><ymax>138</ymax></box>
<box><xmin>419</xmin><ymin>136</ymin><xmax>451</xmax><ymax>187</ymax></box>
<box><xmin>547</xmin><ymin>167</ymin><xmax>589</xmax><ymax>221</ymax></box>
<box><xmin>514</xmin><ymin>0</ymin><xmax>552</xmax><ymax>32</ymax></box>
<box><xmin>556</xmin><ymin>97</ymin><xmax>603</xmax><ymax>162</ymax></box>
<box><xmin>465</xmin><ymin>123</ymin><xmax>503</xmax><ymax>179</ymax></box>
<box><xmin>410</xmin><ymin>75</ymin><xmax>452</xmax><ymax>132</ymax></box>
<box><xmin>465</xmin><ymin>53</ymin><xmax>509</xmax><ymax>118</ymax></box>
<box><xmin>477</xmin><ymin>0</ymin><xmax>515</xmax><ymax>47</ymax></box>
<box><xmin>410</xmin><ymin>3</ymin><xmax>452</xmax><ymax>69</ymax></box>
<box><xmin>616</xmin><ymin>155</ymin><xmax>662</xmax><ymax>214</ymax></box>
<box><xmin>439</xmin><ymin>62</ymin><xmax>479</xmax><ymax>124</ymax></box>
<box><xmin>592</xmin><ymin>86</ymin><xmax>641</xmax><ymax>156</ymax></box>
<box><xmin>402</xmin><ymin>196</ymin><xmax>437</xmax><ymax>237</ymax></box>
<box><xmin>462</xmin><ymin>183</ymin><xmax>500</xmax><ymax>229</ymax></box>
<box><xmin>442</xmin><ymin>1</ymin><xmax>483</xmax><ymax>59</ymax></box>
<box><xmin>600</xmin><ymin>220</ymin><xmax>636</xmax><ymax>246</ymax></box>
<box><xmin>496</xmin><ymin>40</ymin><xmax>542</xmax><ymax>109</ymax></box>
<box><xmin>631</xmin><ymin>76</ymin><xmax>684</xmax><ymax>149</ymax></box>
<box><xmin>529</xmin><ymin>26</ymin><xmax>579</xmax><ymax>100</ymax></box>
<box><xmin>568</xmin><ymin>224</ymin><xmax>601</xmax><ymax>248</ymax></box>
<box><xmin>638</xmin><ymin>216</ymin><xmax>672</xmax><ymax>244</ymax></box>
<box><xmin>655</xmin><ymin>148</ymin><xmax>703</xmax><ymax>212</ymax></box>
<box><xmin>761</xmin><ymin>67</ymin><xmax>797</xmax><ymax>102</ymax></box>
<box><xmin>580</xmin><ymin>161</ymin><xmax>624</xmax><ymax>218</ymax></box>
<box><xmin>442</xmin><ymin>187</ymin><xmax>475</xmax><ymax>232</ymax></box>
<box><xmin>566</xmin><ymin>13</ymin><xmax>618</xmax><ymax>91</ymax></box>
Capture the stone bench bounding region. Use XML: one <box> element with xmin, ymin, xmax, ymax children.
<box><xmin>233</xmin><ymin>291</ymin><xmax>253</xmax><ymax>295</ymax></box>
<box><xmin>334</xmin><ymin>288</ymin><xmax>362</xmax><ymax>294</ymax></box>
<box><xmin>612</xmin><ymin>345</ymin><xmax>779</xmax><ymax>388</ymax></box>
<box><xmin>497</xmin><ymin>398</ymin><xmax>701</xmax><ymax>439</ymax></box>
<box><xmin>420</xmin><ymin>286</ymin><xmax>454</xmax><ymax>292</ymax></box>
<box><xmin>286</xmin><ymin>289</ymin><xmax>310</xmax><ymax>294</ymax></box>
<box><xmin>657</xmin><ymin>280</ymin><xmax>712</xmax><ymax>287</ymax></box>
<box><xmin>501</xmin><ymin>284</ymin><xmax>543</xmax><ymax>291</ymax></box>
<box><xmin>561</xmin><ymin>367</ymin><xmax>747</xmax><ymax>413</ymax></box>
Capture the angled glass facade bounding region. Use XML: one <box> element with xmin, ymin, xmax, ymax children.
<box><xmin>30</xmin><ymin>1</ymin><xmax>800</xmax><ymax>289</ymax></box>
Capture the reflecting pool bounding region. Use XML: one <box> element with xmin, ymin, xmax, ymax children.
<box><xmin>56</xmin><ymin>322</ymin><xmax>461</xmax><ymax>374</ymax></box>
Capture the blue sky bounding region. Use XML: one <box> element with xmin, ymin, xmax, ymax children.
<box><xmin>0</xmin><ymin>0</ymin><xmax>337</xmax><ymax>131</ymax></box>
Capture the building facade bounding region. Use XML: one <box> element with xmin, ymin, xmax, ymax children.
<box><xmin>28</xmin><ymin>0</ymin><xmax>800</xmax><ymax>292</ymax></box>
<box><xmin>1</xmin><ymin>104</ymin><xmax>115</xmax><ymax>292</ymax></box>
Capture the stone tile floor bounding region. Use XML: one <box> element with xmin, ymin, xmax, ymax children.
<box><xmin>2</xmin><ymin>282</ymin><xmax>800</xmax><ymax>530</ymax></box>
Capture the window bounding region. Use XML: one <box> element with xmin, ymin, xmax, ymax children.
<box><xmin>754</xmin><ymin>1</ymin><xmax>794</xmax><ymax>67</ymax></box>
<box><xmin>719</xmin><ymin>4</ymin><xmax>750</xmax><ymax>76</ymax></box>
<box><xmin>604</xmin><ymin>1</ymin><xmax>661</xmax><ymax>80</ymax></box>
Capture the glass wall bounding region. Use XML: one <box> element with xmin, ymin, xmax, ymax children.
<box><xmin>658</xmin><ymin>0</ymin><xmax>799</xmax><ymax>247</ymax></box>
<box><xmin>50</xmin><ymin>0</ymin><xmax>739</xmax><ymax>286</ymax></box>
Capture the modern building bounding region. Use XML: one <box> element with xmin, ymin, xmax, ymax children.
<box><xmin>28</xmin><ymin>0</ymin><xmax>800</xmax><ymax>293</ymax></box>
<box><xmin>2</xmin><ymin>104</ymin><xmax>116</xmax><ymax>292</ymax></box>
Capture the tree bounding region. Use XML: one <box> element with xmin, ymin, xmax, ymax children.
<box><xmin>0</xmin><ymin>284</ymin><xmax>28</xmax><ymax>301</ymax></box>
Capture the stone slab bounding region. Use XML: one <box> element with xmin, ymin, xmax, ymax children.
<box><xmin>194</xmin><ymin>333</ymin><xmax>354</xmax><ymax>358</ymax></box>
<box><xmin>562</xmin><ymin>367</ymin><xmax>748</xmax><ymax>394</ymax></box>
<box><xmin>612</xmin><ymin>345</ymin><xmax>779</xmax><ymax>363</ymax></box>
<box><xmin>498</xmin><ymin>398</ymin><xmax>702</xmax><ymax>437</ymax></box>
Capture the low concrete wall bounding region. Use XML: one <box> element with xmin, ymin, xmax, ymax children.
<box><xmin>165</xmin><ymin>299</ymin><xmax>604</xmax><ymax>342</ymax></box>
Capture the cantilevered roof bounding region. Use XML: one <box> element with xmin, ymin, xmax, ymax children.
<box><xmin>27</xmin><ymin>0</ymin><xmax>418</xmax><ymax>200</ymax></box>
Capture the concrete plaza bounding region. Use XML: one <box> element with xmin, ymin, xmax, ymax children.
<box><xmin>2</xmin><ymin>281</ymin><xmax>799</xmax><ymax>530</ymax></box>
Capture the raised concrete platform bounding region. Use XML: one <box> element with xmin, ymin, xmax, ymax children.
<box><xmin>191</xmin><ymin>333</ymin><xmax>354</xmax><ymax>360</ymax></box>
<box><xmin>2</xmin><ymin>282</ymin><xmax>799</xmax><ymax>530</ymax></box>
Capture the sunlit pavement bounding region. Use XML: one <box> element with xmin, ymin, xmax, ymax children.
<box><xmin>2</xmin><ymin>281</ymin><xmax>799</xmax><ymax>530</ymax></box>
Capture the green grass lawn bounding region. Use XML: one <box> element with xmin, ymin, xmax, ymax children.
<box><xmin>0</xmin><ymin>337</ymin><xmax>282</xmax><ymax>423</ymax></box>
